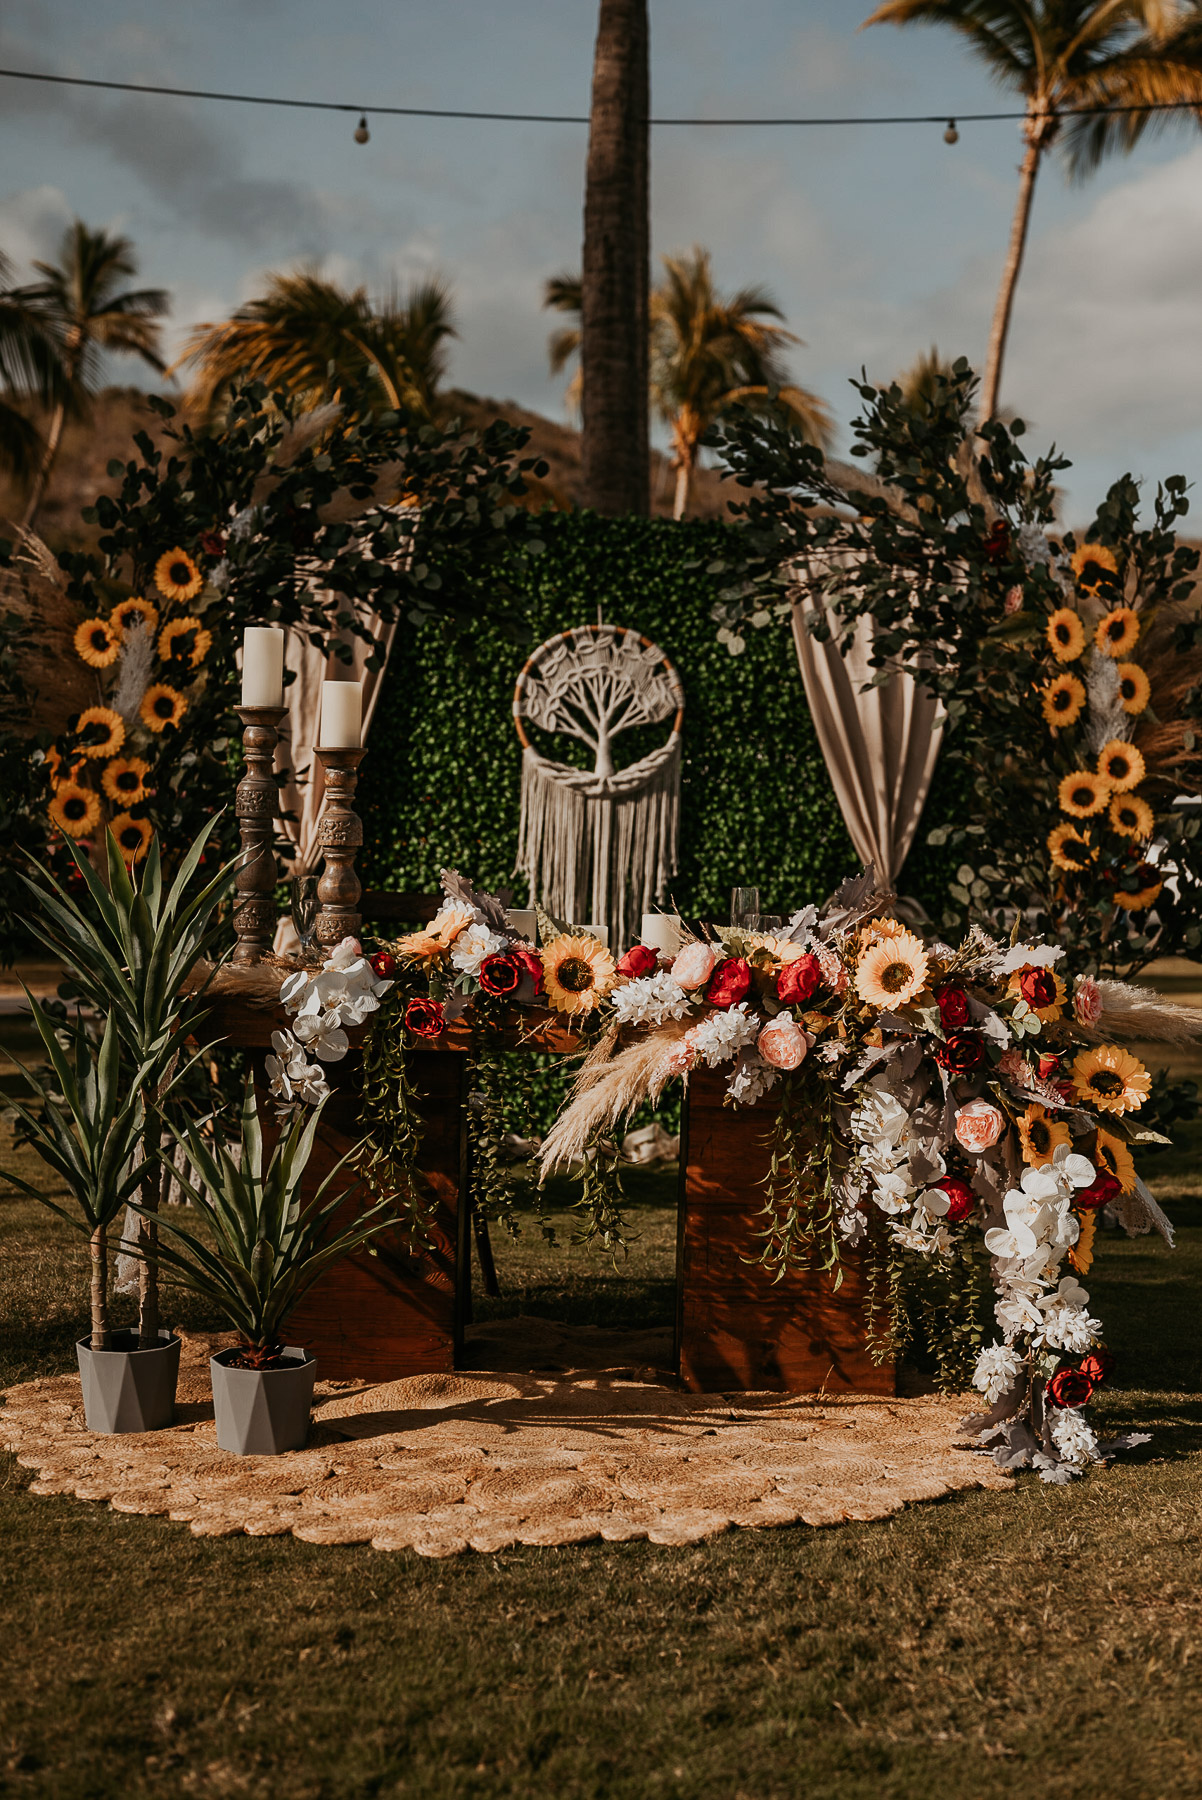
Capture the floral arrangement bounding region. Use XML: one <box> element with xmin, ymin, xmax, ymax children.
<box><xmin>265</xmin><ymin>863</ymin><xmax>1194</xmax><ymax>1482</ymax></box>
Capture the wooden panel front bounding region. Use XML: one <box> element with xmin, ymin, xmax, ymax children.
<box><xmin>676</xmin><ymin>1071</ymin><xmax>894</xmax><ymax>1395</ymax></box>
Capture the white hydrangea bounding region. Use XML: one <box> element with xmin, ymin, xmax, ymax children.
<box><xmin>1048</xmin><ymin>1404</ymin><xmax>1101</xmax><ymax>1468</ymax></box>
<box><xmin>610</xmin><ymin>972</ymin><xmax>692</xmax><ymax>1028</ymax></box>
<box><xmin>689</xmin><ymin>1003</ymin><xmax>762</xmax><ymax>1068</ymax></box>
<box><xmin>451</xmin><ymin>923</ymin><xmax>507</xmax><ymax>978</ymax></box>
<box><xmin>972</xmin><ymin>1342</ymin><xmax>1025</xmax><ymax>1404</ymax></box>
<box><xmin>727</xmin><ymin>1048</ymin><xmax>779</xmax><ymax>1105</ymax></box>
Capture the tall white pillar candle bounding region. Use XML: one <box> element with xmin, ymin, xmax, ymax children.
<box><xmin>505</xmin><ymin>908</ymin><xmax>538</xmax><ymax>942</ymax></box>
<box><xmin>320</xmin><ymin>681</ymin><xmax>362</xmax><ymax>748</ymax></box>
<box><xmin>584</xmin><ymin>923</ymin><xmax>610</xmax><ymax>949</ymax></box>
<box><xmin>241</xmin><ymin>627</ymin><xmax>285</xmax><ymax>707</ymax></box>
<box><xmin>640</xmin><ymin>912</ymin><xmax>684</xmax><ymax>956</ymax></box>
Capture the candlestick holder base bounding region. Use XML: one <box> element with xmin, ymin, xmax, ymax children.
<box><xmin>232</xmin><ymin>705</ymin><xmax>286</xmax><ymax>966</ymax></box>
<box><xmin>314</xmin><ymin>745</ymin><xmax>365</xmax><ymax>948</ymax></box>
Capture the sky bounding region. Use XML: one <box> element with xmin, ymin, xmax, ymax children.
<box><xmin>3</xmin><ymin>0</ymin><xmax>1202</xmax><ymax>520</ymax></box>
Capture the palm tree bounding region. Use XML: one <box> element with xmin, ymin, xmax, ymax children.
<box><xmin>0</xmin><ymin>252</ymin><xmax>63</xmax><ymax>488</ymax></box>
<box><xmin>545</xmin><ymin>249</ymin><xmax>832</xmax><ymax>519</ymax></box>
<box><xmin>17</xmin><ymin>222</ymin><xmax>168</xmax><ymax>527</ymax></box>
<box><xmin>177</xmin><ymin>271</ymin><xmax>455</xmax><ymax>424</ymax></box>
<box><xmin>864</xmin><ymin>1</ymin><xmax>1202</xmax><ymax>419</ymax></box>
<box><xmin>580</xmin><ymin>0</ymin><xmax>651</xmax><ymax>516</ymax></box>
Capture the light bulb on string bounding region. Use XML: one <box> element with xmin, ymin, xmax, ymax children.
<box><xmin>943</xmin><ymin>119</ymin><xmax>959</xmax><ymax>145</ymax></box>
<box><xmin>354</xmin><ymin>114</ymin><xmax>370</xmax><ymax>144</ymax></box>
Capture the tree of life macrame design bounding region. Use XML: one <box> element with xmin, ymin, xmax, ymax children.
<box><xmin>514</xmin><ymin>623</ymin><xmax>684</xmax><ymax>949</ymax></box>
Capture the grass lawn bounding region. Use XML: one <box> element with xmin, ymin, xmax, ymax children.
<box><xmin>3</xmin><ymin>1118</ymin><xmax>1202</xmax><ymax>1798</ymax></box>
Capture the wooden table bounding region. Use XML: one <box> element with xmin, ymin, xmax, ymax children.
<box><xmin>205</xmin><ymin>978</ymin><xmax>892</xmax><ymax>1394</ymax></box>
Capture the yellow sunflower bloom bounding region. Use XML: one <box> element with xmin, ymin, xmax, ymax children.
<box><xmin>101</xmin><ymin>757</ymin><xmax>152</xmax><ymax>806</ymax></box>
<box><xmin>394</xmin><ymin>905</ymin><xmax>475</xmax><ymax>959</ymax></box>
<box><xmin>1007</xmin><ymin>966</ymin><xmax>1067</xmax><ymax>1024</ymax></box>
<box><xmin>858</xmin><ymin>916</ymin><xmax>909</xmax><ymax>947</ymax></box>
<box><xmin>1096</xmin><ymin>740</ymin><xmax>1145</xmax><ymax>792</ymax></box>
<box><xmin>1069</xmin><ymin>1209</ymin><xmax>1097</xmax><ymax>1275</ymax></box>
<box><xmin>153</xmin><ymin>548</ymin><xmax>203</xmax><ymax>602</ymax></box>
<box><xmin>1095</xmin><ymin>607</ymin><xmax>1140</xmax><ymax>659</ymax></box>
<box><xmin>109</xmin><ymin>812</ymin><xmax>153</xmax><ymax>864</ymax></box>
<box><xmin>45</xmin><ymin>745</ymin><xmax>86</xmax><ymax>789</ymax></box>
<box><xmin>140</xmin><ymin>684</ymin><xmax>188</xmax><ymax>734</ymax></box>
<box><xmin>1115</xmin><ymin>662</ymin><xmax>1150</xmax><ymax>716</ymax></box>
<box><xmin>157</xmin><ymin>616</ymin><xmax>212</xmax><ymax>667</ymax></box>
<box><xmin>110</xmin><ymin>595</ymin><xmax>159</xmax><ymax>636</ymax></box>
<box><xmin>1046</xmin><ymin>608</ymin><xmax>1086</xmax><ymax>662</ymax></box>
<box><xmin>73</xmin><ymin>617</ymin><xmax>120</xmax><ymax>669</ymax></box>
<box><xmin>74</xmin><ymin>706</ymin><xmax>126</xmax><ymax>760</ymax></box>
<box><xmin>1047</xmin><ymin>822</ymin><xmax>1093</xmax><ymax>873</ymax></box>
<box><xmin>1094</xmin><ymin>1127</ymin><xmax>1136</xmax><ymax>1194</ymax></box>
<box><xmin>1070</xmin><ymin>542</ymin><xmax>1119</xmax><ymax>591</ymax></box>
<box><xmin>1058</xmin><ymin>770</ymin><xmax>1110</xmax><ymax>819</ymax></box>
<box><xmin>1040</xmin><ymin>673</ymin><xmax>1086</xmax><ymax>729</ymax></box>
<box><xmin>1017</xmin><ymin>1104</ymin><xmax>1072</xmax><ymax>1169</ymax></box>
<box><xmin>1072</xmin><ymin>1044</ymin><xmax>1151</xmax><ymax>1115</ymax></box>
<box><xmin>542</xmin><ymin>934</ymin><xmax>617</xmax><ymax>1015</ymax></box>
<box><xmin>1108</xmin><ymin>793</ymin><xmax>1154</xmax><ymax>840</ymax></box>
<box><xmin>48</xmin><ymin>782</ymin><xmax>101</xmax><ymax>839</ymax></box>
<box><xmin>854</xmin><ymin>927</ymin><xmax>929</xmax><ymax>1009</ymax></box>
<box><xmin>1113</xmin><ymin>878</ymin><xmax>1163</xmax><ymax>912</ymax></box>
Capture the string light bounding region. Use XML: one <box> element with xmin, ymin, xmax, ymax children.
<box><xmin>944</xmin><ymin>119</ymin><xmax>959</xmax><ymax>145</ymax></box>
<box><xmin>354</xmin><ymin>114</ymin><xmax>370</xmax><ymax>144</ymax></box>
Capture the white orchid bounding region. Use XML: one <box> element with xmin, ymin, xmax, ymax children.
<box><xmin>995</xmin><ymin>1285</ymin><xmax>1044</xmax><ymax>1335</ymax></box>
<box><xmin>985</xmin><ymin>1219</ymin><xmax>1039</xmax><ymax>1261</ymax></box>
<box><xmin>264</xmin><ymin>1028</ymin><xmax>330</xmax><ymax>1112</ymax></box>
<box><xmin>869</xmin><ymin>1170</ymin><xmax>914</xmax><ymax>1216</ymax></box>
<box><xmin>1050</xmin><ymin>1143</ymin><xmax>1096</xmax><ymax>1190</ymax></box>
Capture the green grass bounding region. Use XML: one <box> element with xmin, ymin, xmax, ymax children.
<box><xmin>2</xmin><ymin>1122</ymin><xmax>1202</xmax><ymax>1798</ymax></box>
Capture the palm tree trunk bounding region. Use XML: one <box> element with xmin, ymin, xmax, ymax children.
<box><xmin>672</xmin><ymin>459</ymin><xmax>691</xmax><ymax>522</ymax></box>
<box><xmin>20</xmin><ymin>399</ymin><xmax>65</xmax><ymax>530</ymax></box>
<box><xmin>580</xmin><ymin>0</ymin><xmax>650</xmax><ymax>516</ymax></box>
<box><xmin>90</xmin><ymin>1222</ymin><xmax>110</xmax><ymax>1352</ymax></box>
<box><xmin>980</xmin><ymin>106</ymin><xmax>1054</xmax><ymax>422</ymax></box>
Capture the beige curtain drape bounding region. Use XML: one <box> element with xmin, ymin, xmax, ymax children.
<box><xmin>791</xmin><ymin>593</ymin><xmax>944</xmax><ymax>893</ymax></box>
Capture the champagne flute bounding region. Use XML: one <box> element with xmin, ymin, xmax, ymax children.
<box><xmin>290</xmin><ymin>875</ymin><xmax>319</xmax><ymax>959</ymax></box>
<box><xmin>731</xmin><ymin>886</ymin><xmax>760</xmax><ymax>931</ymax></box>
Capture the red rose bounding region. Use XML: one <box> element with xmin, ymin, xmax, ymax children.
<box><xmin>936</xmin><ymin>986</ymin><xmax>971</xmax><ymax>1030</ymax></box>
<box><xmin>984</xmin><ymin>520</ymin><xmax>1010</xmax><ymax>563</ymax></box>
<box><xmin>1037</xmin><ymin>1052</ymin><xmax>1062</xmax><ymax>1083</ymax></box>
<box><xmin>777</xmin><ymin>954</ymin><xmax>821</xmax><ymax>1007</ymax></box>
<box><xmin>1079</xmin><ymin>1349</ymin><xmax>1115</xmax><ymax>1386</ymax></box>
<box><xmin>1019</xmin><ymin>967</ymin><xmax>1058</xmax><ymax>1009</ymax></box>
<box><xmin>706</xmin><ymin>957</ymin><xmax>751</xmax><ymax>1009</ymax></box>
<box><xmin>404</xmin><ymin>996</ymin><xmax>446</xmax><ymax>1040</ymax></box>
<box><xmin>479</xmin><ymin>953</ymin><xmax>521</xmax><ymax>997</ymax></box>
<box><xmin>510</xmin><ymin>946</ymin><xmax>543</xmax><ymax>993</ymax></box>
<box><xmin>934</xmin><ymin>1031</ymin><xmax>984</xmax><ymax>1073</ymax></box>
<box><xmin>1075</xmin><ymin>1171</ymin><xmax>1121</xmax><ymax>1211</ymax></box>
<box><xmin>199</xmin><ymin>529</ymin><xmax>227</xmax><ymax>556</ymax></box>
<box><xmin>936</xmin><ymin>1177</ymin><xmax>976</xmax><ymax>1223</ymax></box>
<box><xmin>370</xmin><ymin>951</ymin><xmax>396</xmax><ymax>979</ymax></box>
<box><xmin>1046</xmin><ymin>1366</ymin><xmax>1094</xmax><ymax>1410</ymax></box>
<box><xmin>617</xmin><ymin>943</ymin><xmax>659</xmax><ymax>979</ymax></box>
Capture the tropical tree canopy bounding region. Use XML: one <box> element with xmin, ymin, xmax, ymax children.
<box><xmin>0</xmin><ymin>252</ymin><xmax>63</xmax><ymax>483</ymax></box>
<box><xmin>177</xmin><ymin>271</ymin><xmax>456</xmax><ymax>425</ymax></box>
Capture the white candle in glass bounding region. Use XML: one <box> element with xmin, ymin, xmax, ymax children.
<box><xmin>241</xmin><ymin>627</ymin><xmax>285</xmax><ymax>707</ymax></box>
<box><xmin>320</xmin><ymin>681</ymin><xmax>362</xmax><ymax>748</ymax></box>
<box><xmin>640</xmin><ymin>912</ymin><xmax>683</xmax><ymax>956</ymax></box>
<box><xmin>505</xmin><ymin>908</ymin><xmax>538</xmax><ymax>942</ymax></box>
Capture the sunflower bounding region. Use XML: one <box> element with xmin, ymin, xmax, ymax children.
<box><xmin>73</xmin><ymin>617</ymin><xmax>120</xmax><ymax>669</ymax></box>
<box><xmin>45</xmin><ymin>745</ymin><xmax>85</xmax><ymax>789</ymax></box>
<box><xmin>1017</xmin><ymin>1104</ymin><xmax>1072</xmax><ymax>1168</ymax></box>
<box><xmin>1040</xmin><ymin>673</ymin><xmax>1086</xmax><ymax>729</ymax></box>
<box><xmin>1096</xmin><ymin>740</ymin><xmax>1145</xmax><ymax>793</ymax></box>
<box><xmin>1113</xmin><ymin>876</ymin><xmax>1163</xmax><ymax>912</ymax></box>
<box><xmin>395</xmin><ymin>905</ymin><xmax>474</xmax><ymax>959</ymax></box>
<box><xmin>153</xmin><ymin>547</ymin><xmax>204</xmax><ymax>602</ymax></box>
<box><xmin>1115</xmin><ymin>662</ymin><xmax>1150</xmax><ymax>716</ymax></box>
<box><xmin>101</xmin><ymin>756</ymin><xmax>152</xmax><ymax>806</ymax></box>
<box><xmin>1069</xmin><ymin>1208</ymin><xmax>1097</xmax><ymax>1276</ymax></box>
<box><xmin>542</xmin><ymin>933</ymin><xmax>617</xmax><ymax>1015</ymax></box>
<box><xmin>109</xmin><ymin>811</ymin><xmax>153</xmax><ymax>864</ymax></box>
<box><xmin>1058</xmin><ymin>770</ymin><xmax>1110</xmax><ymax>818</ymax></box>
<box><xmin>158</xmin><ymin>616</ymin><xmax>212</xmax><ymax>667</ymax></box>
<box><xmin>48</xmin><ymin>781</ymin><xmax>101</xmax><ymax>839</ymax></box>
<box><xmin>1046</xmin><ymin>608</ymin><xmax>1086</xmax><ymax>662</ymax></box>
<box><xmin>1007</xmin><ymin>966</ymin><xmax>1067</xmax><ymax>1023</ymax></box>
<box><xmin>140</xmin><ymin>684</ymin><xmax>188</xmax><ymax>733</ymax></box>
<box><xmin>1108</xmin><ymin>793</ymin><xmax>1154</xmax><ymax>840</ymax></box>
<box><xmin>1094</xmin><ymin>607</ymin><xmax>1140</xmax><ymax>658</ymax></box>
<box><xmin>1070</xmin><ymin>541</ymin><xmax>1119</xmax><ymax>591</ymax></box>
<box><xmin>1094</xmin><ymin>1127</ymin><xmax>1136</xmax><ymax>1194</ymax></box>
<box><xmin>1072</xmin><ymin>1044</ymin><xmax>1151</xmax><ymax>1115</ymax></box>
<box><xmin>1047</xmin><ymin>822</ymin><xmax>1094</xmax><ymax>873</ymax></box>
<box><xmin>858</xmin><ymin>916</ymin><xmax>909</xmax><ymax>947</ymax></box>
<box><xmin>854</xmin><ymin>927</ymin><xmax>929</xmax><ymax>1009</ymax></box>
<box><xmin>110</xmin><ymin>595</ymin><xmax>159</xmax><ymax>636</ymax></box>
<box><xmin>74</xmin><ymin>706</ymin><xmax>126</xmax><ymax>760</ymax></box>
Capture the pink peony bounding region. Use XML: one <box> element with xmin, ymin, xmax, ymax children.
<box><xmin>997</xmin><ymin>1048</ymin><xmax>1028</xmax><ymax>1083</ymax></box>
<box><xmin>816</xmin><ymin>944</ymin><xmax>848</xmax><ymax>994</ymax></box>
<box><xmin>672</xmin><ymin>941</ymin><xmax>718</xmax><ymax>990</ymax></box>
<box><xmin>954</xmin><ymin>1099</ymin><xmax>1005</xmax><ymax>1155</ymax></box>
<box><xmin>1074</xmin><ymin>976</ymin><xmax>1103</xmax><ymax>1027</ymax></box>
<box><xmin>757</xmin><ymin>1017</ymin><xmax>809</xmax><ymax>1071</ymax></box>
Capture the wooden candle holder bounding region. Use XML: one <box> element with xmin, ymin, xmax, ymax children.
<box><xmin>232</xmin><ymin>704</ymin><xmax>286</xmax><ymax>966</ymax></box>
<box><xmin>314</xmin><ymin>745</ymin><xmax>366</xmax><ymax>947</ymax></box>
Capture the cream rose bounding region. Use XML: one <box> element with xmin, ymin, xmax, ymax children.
<box><xmin>672</xmin><ymin>941</ymin><xmax>717</xmax><ymax>990</ymax></box>
<box><xmin>757</xmin><ymin>1017</ymin><xmax>809</xmax><ymax>1071</ymax></box>
<box><xmin>954</xmin><ymin>1099</ymin><xmax>1005</xmax><ymax>1155</ymax></box>
<box><xmin>1074</xmin><ymin>976</ymin><xmax>1103</xmax><ymax>1027</ymax></box>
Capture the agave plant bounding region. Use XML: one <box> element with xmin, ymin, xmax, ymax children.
<box><xmin>143</xmin><ymin>1082</ymin><xmax>397</xmax><ymax>1365</ymax></box>
<box><xmin>20</xmin><ymin>821</ymin><xmax>237</xmax><ymax>1347</ymax></box>
<box><xmin>1</xmin><ymin>1011</ymin><xmax>152</xmax><ymax>1349</ymax></box>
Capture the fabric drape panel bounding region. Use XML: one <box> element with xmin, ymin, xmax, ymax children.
<box><xmin>791</xmin><ymin>598</ymin><xmax>944</xmax><ymax>891</ymax></box>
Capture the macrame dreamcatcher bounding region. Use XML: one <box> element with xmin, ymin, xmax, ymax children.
<box><xmin>514</xmin><ymin>624</ymin><xmax>684</xmax><ymax>949</ymax></box>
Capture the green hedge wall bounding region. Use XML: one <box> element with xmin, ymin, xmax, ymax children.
<box><xmin>357</xmin><ymin>511</ymin><xmax>962</xmax><ymax>924</ymax></box>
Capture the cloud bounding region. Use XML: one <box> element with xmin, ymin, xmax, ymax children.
<box><xmin>0</xmin><ymin>185</ymin><xmax>75</xmax><ymax>268</ymax></box>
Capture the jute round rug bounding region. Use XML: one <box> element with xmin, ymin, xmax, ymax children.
<box><xmin>2</xmin><ymin>1327</ymin><xmax>1010</xmax><ymax>1555</ymax></box>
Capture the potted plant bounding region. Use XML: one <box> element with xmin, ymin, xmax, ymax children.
<box><xmin>143</xmin><ymin>1082</ymin><xmax>397</xmax><ymax>1456</ymax></box>
<box><xmin>1</xmin><ymin>1010</ymin><xmax>180</xmax><ymax>1431</ymax></box>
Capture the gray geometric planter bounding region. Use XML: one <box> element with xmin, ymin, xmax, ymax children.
<box><xmin>210</xmin><ymin>1348</ymin><xmax>316</xmax><ymax>1456</ymax></box>
<box><xmin>76</xmin><ymin>1329</ymin><xmax>181</xmax><ymax>1434</ymax></box>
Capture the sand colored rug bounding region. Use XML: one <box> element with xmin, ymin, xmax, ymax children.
<box><xmin>2</xmin><ymin>1327</ymin><xmax>1010</xmax><ymax>1555</ymax></box>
